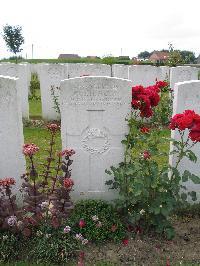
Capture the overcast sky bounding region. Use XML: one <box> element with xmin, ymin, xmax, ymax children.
<box><xmin>0</xmin><ymin>0</ymin><xmax>200</xmax><ymax>59</ymax></box>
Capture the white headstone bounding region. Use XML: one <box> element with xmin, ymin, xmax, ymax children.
<box><xmin>112</xmin><ymin>64</ymin><xmax>129</xmax><ymax>79</ymax></box>
<box><xmin>128</xmin><ymin>65</ymin><xmax>160</xmax><ymax>86</ymax></box>
<box><xmin>0</xmin><ymin>76</ymin><xmax>26</xmax><ymax>196</ymax></box>
<box><xmin>170</xmin><ymin>80</ymin><xmax>200</xmax><ymax>201</ymax></box>
<box><xmin>0</xmin><ymin>63</ymin><xmax>29</xmax><ymax>119</ymax></box>
<box><xmin>160</xmin><ymin>66</ymin><xmax>170</xmax><ymax>81</ymax></box>
<box><xmin>39</xmin><ymin>64</ymin><xmax>68</xmax><ymax>120</ymax></box>
<box><xmin>68</xmin><ymin>63</ymin><xmax>111</xmax><ymax>78</ymax></box>
<box><xmin>170</xmin><ymin>66</ymin><xmax>198</xmax><ymax>90</ymax></box>
<box><xmin>60</xmin><ymin>76</ymin><xmax>132</xmax><ymax>200</ymax></box>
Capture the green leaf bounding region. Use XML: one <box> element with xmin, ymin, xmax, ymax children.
<box><xmin>186</xmin><ymin>150</ymin><xmax>197</xmax><ymax>163</ymax></box>
<box><xmin>188</xmin><ymin>191</ymin><xmax>197</xmax><ymax>201</ymax></box>
<box><xmin>154</xmin><ymin>207</ymin><xmax>160</xmax><ymax>215</ymax></box>
<box><xmin>105</xmin><ymin>169</ymin><xmax>112</xmax><ymax>175</ymax></box>
<box><xmin>181</xmin><ymin>193</ymin><xmax>187</xmax><ymax>201</ymax></box>
<box><xmin>182</xmin><ymin>170</ymin><xmax>190</xmax><ymax>182</ymax></box>
<box><xmin>105</xmin><ymin>180</ymin><xmax>113</xmax><ymax>185</ymax></box>
<box><xmin>165</xmin><ymin>227</ymin><xmax>175</xmax><ymax>240</ymax></box>
<box><xmin>190</xmin><ymin>174</ymin><xmax>200</xmax><ymax>184</ymax></box>
<box><xmin>161</xmin><ymin>207</ymin><xmax>170</xmax><ymax>217</ymax></box>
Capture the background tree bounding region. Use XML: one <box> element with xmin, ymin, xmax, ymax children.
<box><xmin>180</xmin><ymin>50</ymin><xmax>196</xmax><ymax>64</ymax></box>
<box><xmin>2</xmin><ymin>24</ymin><xmax>24</xmax><ymax>63</ymax></box>
<box><xmin>167</xmin><ymin>43</ymin><xmax>184</xmax><ymax>67</ymax></box>
<box><xmin>138</xmin><ymin>51</ymin><xmax>150</xmax><ymax>59</ymax></box>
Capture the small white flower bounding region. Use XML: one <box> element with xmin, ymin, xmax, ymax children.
<box><xmin>64</xmin><ymin>226</ymin><xmax>71</xmax><ymax>233</ymax></box>
<box><xmin>160</xmin><ymin>205</ymin><xmax>163</xmax><ymax>208</ymax></box>
<box><xmin>139</xmin><ymin>209</ymin><xmax>145</xmax><ymax>215</ymax></box>
<box><xmin>36</xmin><ymin>230</ymin><xmax>43</xmax><ymax>236</ymax></box>
<box><xmin>75</xmin><ymin>233</ymin><xmax>83</xmax><ymax>240</ymax></box>
<box><xmin>2</xmin><ymin>235</ymin><xmax>8</xmax><ymax>240</ymax></box>
<box><xmin>45</xmin><ymin>233</ymin><xmax>51</xmax><ymax>238</ymax></box>
<box><xmin>82</xmin><ymin>238</ymin><xmax>89</xmax><ymax>245</ymax></box>
<box><xmin>92</xmin><ymin>215</ymin><xmax>99</xmax><ymax>222</ymax></box>
<box><xmin>40</xmin><ymin>201</ymin><xmax>49</xmax><ymax>210</ymax></box>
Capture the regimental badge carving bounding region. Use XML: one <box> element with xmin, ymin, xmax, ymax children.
<box><xmin>6</xmin><ymin>67</ymin><xmax>17</xmax><ymax>77</ymax></box>
<box><xmin>81</xmin><ymin>128</ymin><xmax>110</xmax><ymax>154</ymax></box>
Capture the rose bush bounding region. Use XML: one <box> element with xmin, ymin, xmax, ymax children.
<box><xmin>106</xmin><ymin>84</ymin><xmax>200</xmax><ymax>239</ymax></box>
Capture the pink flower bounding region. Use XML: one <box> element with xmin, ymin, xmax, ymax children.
<box><xmin>0</xmin><ymin>177</ymin><xmax>15</xmax><ymax>187</ymax></box>
<box><xmin>81</xmin><ymin>239</ymin><xmax>89</xmax><ymax>245</ymax></box>
<box><xmin>7</xmin><ymin>216</ymin><xmax>17</xmax><ymax>226</ymax></box>
<box><xmin>79</xmin><ymin>219</ymin><xmax>86</xmax><ymax>228</ymax></box>
<box><xmin>64</xmin><ymin>226</ymin><xmax>71</xmax><ymax>233</ymax></box>
<box><xmin>96</xmin><ymin>221</ymin><xmax>102</xmax><ymax>228</ymax></box>
<box><xmin>58</xmin><ymin>148</ymin><xmax>75</xmax><ymax>157</ymax></box>
<box><xmin>23</xmin><ymin>143</ymin><xmax>39</xmax><ymax>156</ymax></box>
<box><xmin>75</xmin><ymin>233</ymin><xmax>83</xmax><ymax>240</ymax></box>
<box><xmin>47</xmin><ymin>123</ymin><xmax>60</xmax><ymax>133</ymax></box>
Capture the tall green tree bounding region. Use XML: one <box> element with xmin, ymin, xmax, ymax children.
<box><xmin>138</xmin><ymin>51</ymin><xmax>150</xmax><ymax>59</ymax></box>
<box><xmin>2</xmin><ymin>24</ymin><xmax>24</xmax><ymax>63</ymax></box>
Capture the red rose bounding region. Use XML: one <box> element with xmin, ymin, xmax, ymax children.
<box><xmin>156</xmin><ymin>80</ymin><xmax>169</xmax><ymax>89</ymax></box>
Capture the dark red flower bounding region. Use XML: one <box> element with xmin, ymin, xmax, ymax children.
<box><xmin>156</xmin><ymin>80</ymin><xmax>169</xmax><ymax>89</ymax></box>
<box><xmin>79</xmin><ymin>219</ymin><xmax>86</xmax><ymax>228</ymax></box>
<box><xmin>143</xmin><ymin>151</ymin><xmax>151</xmax><ymax>160</ymax></box>
<box><xmin>122</xmin><ymin>238</ymin><xmax>129</xmax><ymax>246</ymax></box>
<box><xmin>63</xmin><ymin>178</ymin><xmax>74</xmax><ymax>190</ymax></box>
<box><xmin>166</xmin><ymin>258</ymin><xmax>170</xmax><ymax>266</ymax></box>
<box><xmin>140</xmin><ymin>127</ymin><xmax>150</xmax><ymax>134</ymax></box>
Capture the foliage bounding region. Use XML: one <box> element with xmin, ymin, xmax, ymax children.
<box><xmin>180</xmin><ymin>50</ymin><xmax>196</xmax><ymax>64</ymax></box>
<box><xmin>68</xmin><ymin>200</ymin><xmax>126</xmax><ymax>243</ymax></box>
<box><xmin>151</xmin><ymin>81</ymin><xmax>173</xmax><ymax>126</ymax></box>
<box><xmin>27</xmin><ymin>222</ymin><xmax>78</xmax><ymax>264</ymax></box>
<box><xmin>138</xmin><ymin>51</ymin><xmax>151</xmax><ymax>59</ymax></box>
<box><xmin>2</xmin><ymin>24</ymin><xmax>24</xmax><ymax>63</ymax></box>
<box><xmin>50</xmin><ymin>86</ymin><xmax>60</xmax><ymax>115</ymax></box>
<box><xmin>106</xmin><ymin>87</ymin><xmax>200</xmax><ymax>240</ymax></box>
<box><xmin>29</xmin><ymin>73</ymin><xmax>40</xmax><ymax>100</ymax></box>
<box><xmin>0</xmin><ymin>231</ymin><xmax>24</xmax><ymax>262</ymax></box>
<box><xmin>167</xmin><ymin>43</ymin><xmax>184</xmax><ymax>67</ymax></box>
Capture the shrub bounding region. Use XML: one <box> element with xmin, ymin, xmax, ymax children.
<box><xmin>29</xmin><ymin>73</ymin><xmax>40</xmax><ymax>100</ymax></box>
<box><xmin>68</xmin><ymin>200</ymin><xmax>126</xmax><ymax>243</ymax></box>
<box><xmin>106</xmin><ymin>84</ymin><xmax>200</xmax><ymax>239</ymax></box>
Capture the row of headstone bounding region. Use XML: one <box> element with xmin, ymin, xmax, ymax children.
<box><xmin>38</xmin><ymin>64</ymin><xmax>198</xmax><ymax>120</ymax></box>
<box><xmin>0</xmin><ymin>74</ymin><xmax>200</xmax><ymax>201</ymax></box>
<box><xmin>0</xmin><ymin>63</ymin><xmax>198</xmax><ymax>121</ymax></box>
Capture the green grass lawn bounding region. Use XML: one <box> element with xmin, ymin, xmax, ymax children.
<box><xmin>29</xmin><ymin>98</ymin><xmax>42</xmax><ymax>119</ymax></box>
